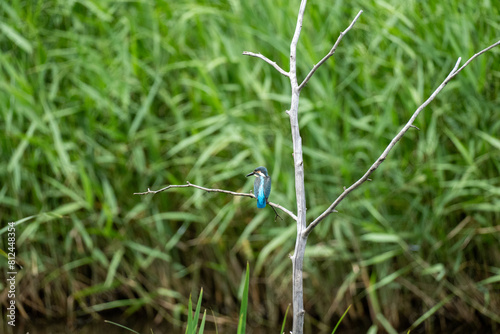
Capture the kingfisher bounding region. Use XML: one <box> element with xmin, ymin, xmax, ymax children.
<box><xmin>246</xmin><ymin>166</ymin><xmax>271</xmax><ymax>208</ymax></box>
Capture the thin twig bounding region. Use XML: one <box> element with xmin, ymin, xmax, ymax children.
<box><xmin>450</xmin><ymin>40</ymin><xmax>500</xmax><ymax>80</ymax></box>
<box><xmin>242</xmin><ymin>51</ymin><xmax>290</xmax><ymax>77</ymax></box>
<box><xmin>268</xmin><ymin>202</ymin><xmax>283</xmax><ymax>221</ymax></box>
<box><xmin>304</xmin><ymin>39</ymin><xmax>500</xmax><ymax>237</ymax></box>
<box><xmin>298</xmin><ymin>10</ymin><xmax>363</xmax><ymax>92</ymax></box>
<box><xmin>134</xmin><ymin>181</ymin><xmax>297</xmax><ymax>221</ymax></box>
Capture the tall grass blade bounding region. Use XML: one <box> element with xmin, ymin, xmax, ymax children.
<box><xmin>280</xmin><ymin>304</ymin><xmax>290</xmax><ymax>334</ymax></box>
<box><xmin>331</xmin><ymin>305</ymin><xmax>351</xmax><ymax>334</ymax></box>
<box><xmin>198</xmin><ymin>310</ymin><xmax>207</xmax><ymax>334</ymax></box>
<box><xmin>104</xmin><ymin>320</ymin><xmax>141</xmax><ymax>334</ymax></box>
<box><xmin>193</xmin><ymin>288</ymin><xmax>204</xmax><ymax>333</ymax></box>
<box><xmin>409</xmin><ymin>295</ymin><xmax>452</xmax><ymax>330</ymax></box>
<box><xmin>237</xmin><ymin>262</ymin><xmax>250</xmax><ymax>334</ymax></box>
<box><xmin>186</xmin><ymin>288</ymin><xmax>204</xmax><ymax>334</ymax></box>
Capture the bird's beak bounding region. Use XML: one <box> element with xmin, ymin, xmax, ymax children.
<box><xmin>246</xmin><ymin>171</ymin><xmax>255</xmax><ymax>177</ymax></box>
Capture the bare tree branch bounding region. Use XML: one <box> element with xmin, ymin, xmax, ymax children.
<box><xmin>242</xmin><ymin>51</ymin><xmax>290</xmax><ymax>77</ymax></box>
<box><xmin>298</xmin><ymin>10</ymin><xmax>363</xmax><ymax>92</ymax></box>
<box><xmin>304</xmin><ymin>39</ymin><xmax>500</xmax><ymax>237</ymax></box>
<box><xmin>243</xmin><ymin>5</ymin><xmax>314</xmax><ymax>333</ymax></box>
<box><xmin>450</xmin><ymin>40</ymin><xmax>500</xmax><ymax>79</ymax></box>
<box><xmin>288</xmin><ymin>1</ymin><xmax>309</xmax><ymax>333</ymax></box>
<box><xmin>134</xmin><ymin>181</ymin><xmax>297</xmax><ymax>221</ymax></box>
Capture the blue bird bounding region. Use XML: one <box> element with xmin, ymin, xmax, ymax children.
<box><xmin>246</xmin><ymin>166</ymin><xmax>271</xmax><ymax>208</ymax></box>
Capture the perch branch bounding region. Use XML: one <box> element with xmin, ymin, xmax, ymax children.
<box><xmin>242</xmin><ymin>51</ymin><xmax>290</xmax><ymax>77</ymax></box>
<box><xmin>298</xmin><ymin>10</ymin><xmax>363</xmax><ymax>92</ymax></box>
<box><xmin>134</xmin><ymin>182</ymin><xmax>297</xmax><ymax>221</ymax></box>
<box><xmin>304</xmin><ymin>39</ymin><xmax>500</xmax><ymax>237</ymax></box>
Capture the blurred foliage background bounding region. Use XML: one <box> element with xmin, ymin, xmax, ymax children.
<box><xmin>0</xmin><ymin>0</ymin><xmax>499</xmax><ymax>333</ymax></box>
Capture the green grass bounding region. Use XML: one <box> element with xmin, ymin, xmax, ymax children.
<box><xmin>104</xmin><ymin>264</ymin><xmax>249</xmax><ymax>334</ymax></box>
<box><xmin>185</xmin><ymin>288</ymin><xmax>206</xmax><ymax>334</ymax></box>
<box><xmin>1</xmin><ymin>0</ymin><xmax>500</xmax><ymax>332</ymax></box>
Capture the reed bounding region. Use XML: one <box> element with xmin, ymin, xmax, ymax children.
<box><xmin>0</xmin><ymin>0</ymin><xmax>499</xmax><ymax>332</ymax></box>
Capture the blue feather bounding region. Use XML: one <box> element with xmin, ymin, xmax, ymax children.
<box><xmin>257</xmin><ymin>184</ymin><xmax>266</xmax><ymax>208</ymax></box>
<box><xmin>256</xmin><ymin>176</ymin><xmax>266</xmax><ymax>208</ymax></box>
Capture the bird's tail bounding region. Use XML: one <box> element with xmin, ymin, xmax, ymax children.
<box><xmin>257</xmin><ymin>196</ymin><xmax>266</xmax><ymax>208</ymax></box>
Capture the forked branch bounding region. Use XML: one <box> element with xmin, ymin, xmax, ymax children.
<box><xmin>298</xmin><ymin>10</ymin><xmax>363</xmax><ymax>92</ymax></box>
<box><xmin>304</xmin><ymin>39</ymin><xmax>500</xmax><ymax>237</ymax></box>
<box><xmin>134</xmin><ymin>182</ymin><xmax>297</xmax><ymax>221</ymax></box>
